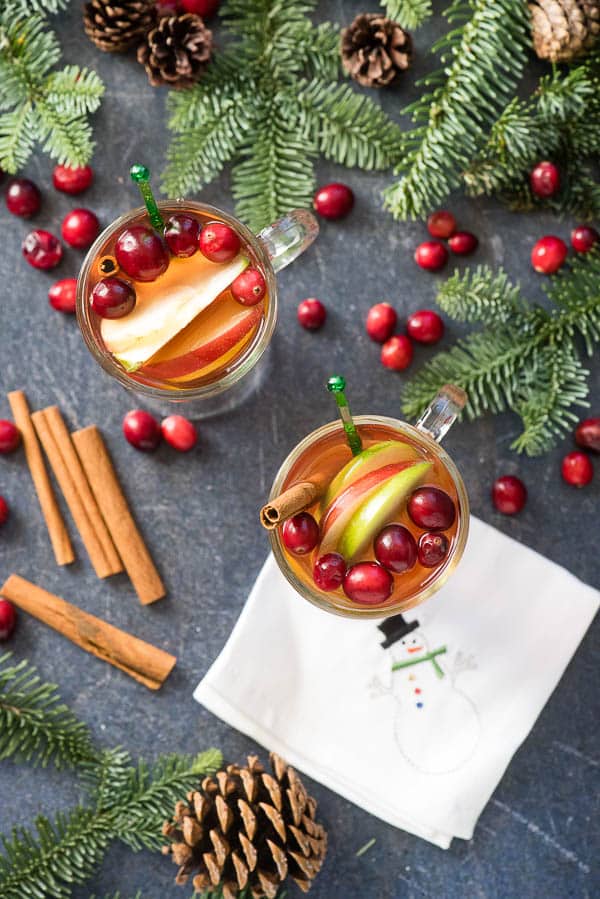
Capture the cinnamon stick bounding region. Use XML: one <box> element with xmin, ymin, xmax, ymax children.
<box><xmin>260</xmin><ymin>475</ymin><xmax>328</xmax><ymax>530</ymax></box>
<box><xmin>7</xmin><ymin>391</ymin><xmax>74</xmax><ymax>566</ymax></box>
<box><xmin>71</xmin><ymin>425</ymin><xmax>165</xmax><ymax>605</ymax></box>
<box><xmin>1</xmin><ymin>574</ymin><xmax>176</xmax><ymax>690</ymax></box>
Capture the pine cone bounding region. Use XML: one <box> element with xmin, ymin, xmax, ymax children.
<box><xmin>341</xmin><ymin>13</ymin><xmax>412</xmax><ymax>88</ymax></box>
<box><xmin>83</xmin><ymin>0</ymin><xmax>156</xmax><ymax>53</ymax></box>
<box><xmin>137</xmin><ymin>13</ymin><xmax>213</xmax><ymax>89</ymax></box>
<box><xmin>162</xmin><ymin>754</ymin><xmax>328</xmax><ymax>898</ymax></box>
<box><xmin>529</xmin><ymin>0</ymin><xmax>600</xmax><ymax>62</ymax></box>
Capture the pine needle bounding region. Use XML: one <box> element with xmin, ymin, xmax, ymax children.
<box><xmin>355</xmin><ymin>837</ymin><xmax>376</xmax><ymax>857</ymax></box>
<box><xmin>381</xmin><ymin>1</ymin><xmax>432</xmax><ymax>30</ymax></box>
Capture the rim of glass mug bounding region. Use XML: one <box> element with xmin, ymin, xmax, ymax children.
<box><xmin>268</xmin><ymin>415</ymin><xmax>470</xmax><ymax>619</ymax></box>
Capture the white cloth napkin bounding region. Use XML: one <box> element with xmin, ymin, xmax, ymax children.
<box><xmin>194</xmin><ymin>517</ymin><xmax>598</xmax><ymax>848</ymax></box>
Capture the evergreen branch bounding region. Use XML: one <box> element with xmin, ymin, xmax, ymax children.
<box><xmin>303</xmin><ymin>22</ymin><xmax>341</xmax><ymax>82</ymax></box>
<box><xmin>424</xmin><ymin>265</ymin><xmax>528</xmax><ymax>326</ymax></box>
<box><xmin>9</xmin><ymin>0</ymin><xmax>70</xmax><ymax>14</ymax></box>
<box><xmin>45</xmin><ymin>66</ymin><xmax>104</xmax><ymax>117</ymax></box>
<box><xmin>381</xmin><ymin>0</ymin><xmax>433</xmax><ymax>29</ymax></box>
<box><xmin>0</xmin><ymin>106</ymin><xmax>35</xmax><ymax>171</ymax></box>
<box><xmin>36</xmin><ymin>99</ymin><xmax>95</xmax><ymax>166</ymax></box>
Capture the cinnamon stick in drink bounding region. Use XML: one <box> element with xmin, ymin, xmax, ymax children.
<box><xmin>260</xmin><ymin>475</ymin><xmax>328</xmax><ymax>530</ymax></box>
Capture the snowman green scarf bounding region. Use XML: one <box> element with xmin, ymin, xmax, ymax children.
<box><xmin>391</xmin><ymin>645</ymin><xmax>447</xmax><ymax>678</ymax></box>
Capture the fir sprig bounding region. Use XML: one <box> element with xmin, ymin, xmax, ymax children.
<box><xmin>381</xmin><ymin>1</ymin><xmax>433</xmax><ymax>30</ymax></box>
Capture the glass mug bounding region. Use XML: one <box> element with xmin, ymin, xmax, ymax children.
<box><xmin>267</xmin><ymin>387</ymin><xmax>469</xmax><ymax>619</ymax></box>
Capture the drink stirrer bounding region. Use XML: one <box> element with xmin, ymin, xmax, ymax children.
<box><xmin>130</xmin><ymin>163</ymin><xmax>164</xmax><ymax>230</ymax></box>
<box><xmin>327</xmin><ymin>374</ymin><xmax>363</xmax><ymax>456</ymax></box>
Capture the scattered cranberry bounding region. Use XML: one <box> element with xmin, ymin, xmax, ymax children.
<box><xmin>343</xmin><ymin>562</ymin><xmax>393</xmax><ymax>605</ymax></box>
<box><xmin>418</xmin><ymin>532</ymin><xmax>449</xmax><ymax>567</ymax></box>
<box><xmin>0</xmin><ymin>420</ymin><xmax>20</xmax><ymax>454</ymax></box>
<box><xmin>22</xmin><ymin>230</ymin><xmax>63</xmax><ymax>270</ymax></box>
<box><xmin>122</xmin><ymin>409</ymin><xmax>161</xmax><ymax>451</ymax></box>
<box><xmin>408</xmin><ymin>486</ymin><xmax>455</xmax><ymax>530</ymax></box>
<box><xmin>281</xmin><ymin>513</ymin><xmax>319</xmax><ymax>555</ymax></box>
<box><xmin>575</xmin><ymin>417</ymin><xmax>600</xmax><ymax>453</ymax></box>
<box><xmin>571</xmin><ymin>225</ymin><xmax>599</xmax><ymax>254</ymax></box>
<box><xmin>531</xmin><ymin>235</ymin><xmax>568</xmax><ymax>274</ymax></box>
<box><xmin>374</xmin><ymin>524</ymin><xmax>417</xmax><ymax>574</ymax></box>
<box><xmin>115</xmin><ymin>226</ymin><xmax>169</xmax><ymax>282</ymax></box>
<box><xmin>492</xmin><ymin>475</ymin><xmax>527</xmax><ymax>515</ymax></box>
<box><xmin>164</xmin><ymin>213</ymin><xmax>200</xmax><ymax>257</ymax></box>
<box><xmin>91</xmin><ymin>277</ymin><xmax>136</xmax><ymax>319</ymax></box>
<box><xmin>414</xmin><ymin>241</ymin><xmax>448</xmax><ymax>272</ymax></box>
<box><xmin>529</xmin><ymin>161</ymin><xmax>560</xmax><ymax>198</ymax></box>
<box><xmin>53</xmin><ymin>164</ymin><xmax>93</xmax><ymax>195</ymax></box>
<box><xmin>231</xmin><ymin>268</ymin><xmax>266</xmax><ymax>306</ymax></box>
<box><xmin>313</xmin><ymin>182</ymin><xmax>354</xmax><ymax>220</ymax></box>
<box><xmin>0</xmin><ymin>597</ymin><xmax>17</xmax><ymax>641</ymax></box>
<box><xmin>448</xmin><ymin>230</ymin><xmax>478</xmax><ymax>255</ymax></box>
<box><xmin>199</xmin><ymin>222</ymin><xmax>240</xmax><ymax>263</ymax></box>
<box><xmin>561</xmin><ymin>451</ymin><xmax>593</xmax><ymax>487</ymax></box>
<box><xmin>380</xmin><ymin>334</ymin><xmax>413</xmax><ymax>371</ymax></box>
<box><xmin>313</xmin><ymin>553</ymin><xmax>347</xmax><ymax>591</ymax></box>
<box><xmin>61</xmin><ymin>208</ymin><xmax>100</xmax><ymax>250</ymax></box>
<box><xmin>48</xmin><ymin>278</ymin><xmax>77</xmax><ymax>314</ymax></box>
<box><xmin>6</xmin><ymin>178</ymin><xmax>41</xmax><ymax>217</ymax></box>
<box><xmin>161</xmin><ymin>415</ymin><xmax>198</xmax><ymax>452</ymax></box>
<box><xmin>0</xmin><ymin>495</ymin><xmax>9</xmax><ymax>527</ymax></box>
<box><xmin>406</xmin><ymin>309</ymin><xmax>444</xmax><ymax>345</ymax></box>
<box><xmin>366</xmin><ymin>303</ymin><xmax>397</xmax><ymax>343</ymax></box>
<box><xmin>297</xmin><ymin>298</ymin><xmax>326</xmax><ymax>331</ymax></box>
<box><xmin>426</xmin><ymin>210</ymin><xmax>456</xmax><ymax>240</ymax></box>
<box><xmin>179</xmin><ymin>0</ymin><xmax>221</xmax><ymax>16</ymax></box>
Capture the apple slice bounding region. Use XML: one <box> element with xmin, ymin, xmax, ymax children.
<box><xmin>322</xmin><ymin>440</ymin><xmax>418</xmax><ymax>510</ymax></box>
<box><xmin>338</xmin><ymin>461</ymin><xmax>431</xmax><ymax>562</ymax></box>
<box><xmin>101</xmin><ymin>253</ymin><xmax>249</xmax><ymax>371</ymax></box>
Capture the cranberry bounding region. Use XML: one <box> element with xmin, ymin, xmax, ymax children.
<box><xmin>418</xmin><ymin>532</ymin><xmax>449</xmax><ymax>567</ymax></box>
<box><xmin>91</xmin><ymin>277</ymin><xmax>136</xmax><ymax>319</ymax></box>
<box><xmin>180</xmin><ymin>0</ymin><xmax>220</xmax><ymax>16</ymax></box>
<box><xmin>313</xmin><ymin>553</ymin><xmax>346</xmax><ymax>591</ymax></box>
<box><xmin>115</xmin><ymin>226</ymin><xmax>169</xmax><ymax>282</ymax></box>
<box><xmin>0</xmin><ymin>495</ymin><xmax>9</xmax><ymax>527</ymax></box>
<box><xmin>374</xmin><ymin>524</ymin><xmax>417</xmax><ymax>573</ymax></box>
<box><xmin>380</xmin><ymin>334</ymin><xmax>413</xmax><ymax>371</ymax></box>
<box><xmin>492</xmin><ymin>475</ymin><xmax>527</xmax><ymax>515</ymax></box>
<box><xmin>531</xmin><ymin>235</ymin><xmax>568</xmax><ymax>274</ymax></box>
<box><xmin>61</xmin><ymin>208</ymin><xmax>100</xmax><ymax>250</ymax></box>
<box><xmin>406</xmin><ymin>309</ymin><xmax>444</xmax><ymax>345</ymax></box>
<box><xmin>414</xmin><ymin>241</ymin><xmax>448</xmax><ymax>271</ymax></box>
<box><xmin>343</xmin><ymin>562</ymin><xmax>393</xmax><ymax>605</ymax></box>
<box><xmin>49</xmin><ymin>278</ymin><xmax>77</xmax><ymax>314</ymax></box>
<box><xmin>561</xmin><ymin>451</ymin><xmax>593</xmax><ymax>487</ymax></box>
<box><xmin>313</xmin><ymin>182</ymin><xmax>354</xmax><ymax>220</ymax></box>
<box><xmin>427</xmin><ymin>210</ymin><xmax>456</xmax><ymax>239</ymax></box>
<box><xmin>122</xmin><ymin>409</ymin><xmax>161</xmax><ymax>451</ymax></box>
<box><xmin>164</xmin><ymin>213</ymin><xmax>200</xmax><ymax>257</ymax></box>
<box><xmin>231</xmin><ymin>268</ymin><xmax>266</xmax><ymax>306</ymax></box>
<box><xmin>530</xmin><ymin>161</ymin><xmax>560</xmax><ymax>198</ymax></box>
<box><xmin>6</xmin><ymin>178</ymin><xmax>41</xmax><ymax>217</ymax></box>
<box><xmin>571</xmin><ymin>225</ymin><xmax>599</xmax><ymax>254</ymax></box>
<box><xmin>0</xmin><ymin>597</ymin><xmax>17</xmax><ymax>641</ymax></box>
<box><xmin>575</xmin><ymin>417</ymin><xmax>600</xmax><ymax>453</ymax></box>
<box><xmin>0</xmin><ymin>420</ymin><xmax>20</xmax><ymax>454</ymax></box>
<box><xmin>297</xmin><ymin>298</ymin><xmax>326</xmax><ymax>330</ymax></box>
<box><xmin>449</xmin><ymin>230</ymin><xmax>478</xmax><ymax>255</ymax></box>
<box><xmin>281</xmin><ymin>512</ymin><xmax>319</xmax><ymax>555</ymax></box>
<box><xmin>199</xmin><ymin>222</ymin><xmax>240</xmax><ymax>263</ymax></box>
<box><xmin>53</xmin><ymin>164</ymin><xmax>93</xmax><ymax>194</ymax></box>
<box><xmin>22</xmin><ymin>230</ymin><xmax>63</xmax><ymax>270</ymax></box>
<box><xmin>366</xmin><ymin>303</ymin><xmax>397</xmax><ymax>343</ymax></box>
<box><xmin>161</xmin><ymin>415</ymin><xmax>198</xmax><ymax>452</ymax></box>
<box><xmin>408</xmin><ymin>486</ymin><xmax>455</xmax><ymax>530</ymax></box>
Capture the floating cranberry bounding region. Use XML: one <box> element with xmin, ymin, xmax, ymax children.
<box><xmin>0</xmin><ymin>597</ymin><xmax>17</xmax><ymax>641</ymax></box>
<box><xmin>48</xmin><ymin>278</ymin><xmax>78</xmax><ymax>314</ymax></box>
<box><xmin>115</xmin><ymin>226</ymin><xmax>169</xmax><ymax>282</ymax></box>
<box><xmin>571</xmin><ymin>225</ymin><xmax>599</xmax><ymax>254</ymax></box>
<box><xmin>406</xmin><ymin>309</ymin><xmax>444</xmax><ymax>345</ymax></box>
<box><xmin>199</xmin><ymin>222</ymin><xmax>240</xmax><ymax>263</ymax></box>
<box><xmin>418</xmin><ymin>532</ymin><xmax>449</xmax><ymax>567</ymax></box>
<box><xmin>91</xmin><ymin>277</ymin><xmax>136</xmax><ymax>319</ymax></box>
<box><xmin>530</xmin><ymin>161</ymin><xmax>560</xmax><ymax>198</ymax></box>
<box><xmin>122</xmin><ymin>409</ymin><xmax>161</xmax><ymax>451</ymax></box>
<box><xmin>164</xmin><ymin>213</ymin><xmax>200</xmax><ymax>257</ymax></box>
<box><xmin>561</xmin><ymin>451</ymin><xmax>593</xmax><ymax>487</ymax></box>
<box><xmin>161</xmin><ymin>414</ymin><xmax>198</xmax><ymax>452</ymax></box>
<box><xmin>408</xmin><ymin>486</ymin><xmax>455</xmax><ymax>530</ymax></box>
<box><xmin>380</xmin><ymin>334</ymin><xmax>413</xmax><ymax>371</ymax></box>
<box><xmin>61</xmin><ymin>208</ymin><xmax>100</xmax><ymax>250</ymax></box>
<box><xmin>414</xmin><ymin>241</ymin><xmax>448</xmax><ymax>272</ymax></box>
<box><xmin>6</xmin><ymin>178</ymin><xmax>41</xmax><ymax>217</ymax></box>
<box><xmin>53</xmin><ymin>164</ymin><xmax>93</xmax><ymax>194</ymax></box>
<box><xmin>531</xmin><ymin>235</ymin><xmax>568</xmax><ymax>274</ymax></box>
<box><xmin>449</xmin><ymin>230</ymin><xmax>478</xmax><ymax>255</ymax></box>
<box><xmin>313</xmin><ymin>553</ymin><xmax>347</xmax><ymax>591</ymax></box>
<box><xmin>492</xmin><ymin>475</ymin><xmax>527</xmax><ymax>515</ymax></box>
<box><xmin>297</xmin><ymin>298</ymin><xmax>326</xmax><ymax>330</ymax></box>
<box><xmin>0</xmin><ymin>420</ymin><xmax>20</xmax><ymax>454</ymax></box>
<box><xmin>426</xmin><ymin>210</ymin><xmax>456</xmax><ymax>239</ymax></box>
<box><xmin>313</xmin><ymin>182</ymin><xmax>354</xmax><ymax>220</ymax></box>
<box><xmin>22</xmin><ymin>230</ymin><xmax>63</xmax><ymax>270</ymax></box>
<box><xmin>575</xmin><ymin>417</ymin><xmax>600</xmax><ymax>453</ymax></box>
<box><xmin>231</xmin><ymin>268</ymin><xmax>266</xmax><ymax>306</ymax></box>
<box><xmin>366</xmin><ymin>303</ymin><xmax>397</xmax><ymax>343</ymax></box>
<box><xmin>281</xmin><ymin>512</ymin><xmax>319</xmax><ymax>555</ymax></box>
<box><xmin>180</xmin><ymin>0</ymin><xmax>220</xmax><ymax>16</ymax></box>
<box><xmin>0</xmin><ymin>495</ymin><xmax>9</xmax><ymax>527</ymax></box>
<box><xmin>343</xmin><ymin>562</ymin><xmax>393</xmax><ymax>605</ymax></box>
<box><xmin>374</xmin><ymin>524</ymin><xmax>417</xmax><ymax>574</ymax></box>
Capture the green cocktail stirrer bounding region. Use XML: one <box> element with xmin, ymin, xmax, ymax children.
<box><xmin>130</xmin><ymin>163</ymin><xmax>164</xmax><ymax>231</ymax></box>
<box><xmin>327</xmin><ymin>375</ymin><xmax>363</xmax><ymax>456</ymax></box>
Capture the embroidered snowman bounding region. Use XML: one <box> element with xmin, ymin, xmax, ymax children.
<box><xmin>370</xmin><ymin>614</ymin><xmax>481</xmax><ymax>775</ymax></box>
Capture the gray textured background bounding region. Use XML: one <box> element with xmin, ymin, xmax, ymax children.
<box><xmin>0</xmin><ymin>2</ymin><xmax>598</xmax><ymax>897</ymax></box>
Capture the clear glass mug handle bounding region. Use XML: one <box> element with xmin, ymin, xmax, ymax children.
<box><xmin>257</xmin><ymin>209</ymin><xmax>319</xmax><ymax>273</ymax></box>
<box><xmin>415</xmin><ymin>384</ymin><xmax>467</xmax><ymax>443</ymax></box>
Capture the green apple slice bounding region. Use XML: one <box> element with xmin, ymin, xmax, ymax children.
<box><xmin>338</xmin><ymin>461</ymin><xmax>431</xmax><ymax>562</ymax></box>
<box><xmin>322</xmin><ymin>440</ymin><xmax>418</xmax><ymax>510</ymax></box>
<box><xmin>101</xmin><ymin>253</ymin><xmax>249</xmax><ymax>372</ymax></box>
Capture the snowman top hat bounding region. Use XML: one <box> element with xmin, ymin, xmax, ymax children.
<box><xmin>378</xmin><ymin>614</ymin><xmax>420</xmax><ymax>649</ymax></box>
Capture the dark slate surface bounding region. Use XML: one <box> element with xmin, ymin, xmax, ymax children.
<box><xmin>0</xmin><ymin>2</ymin><xmax>598</xmax><ymax>898</ymax></box>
